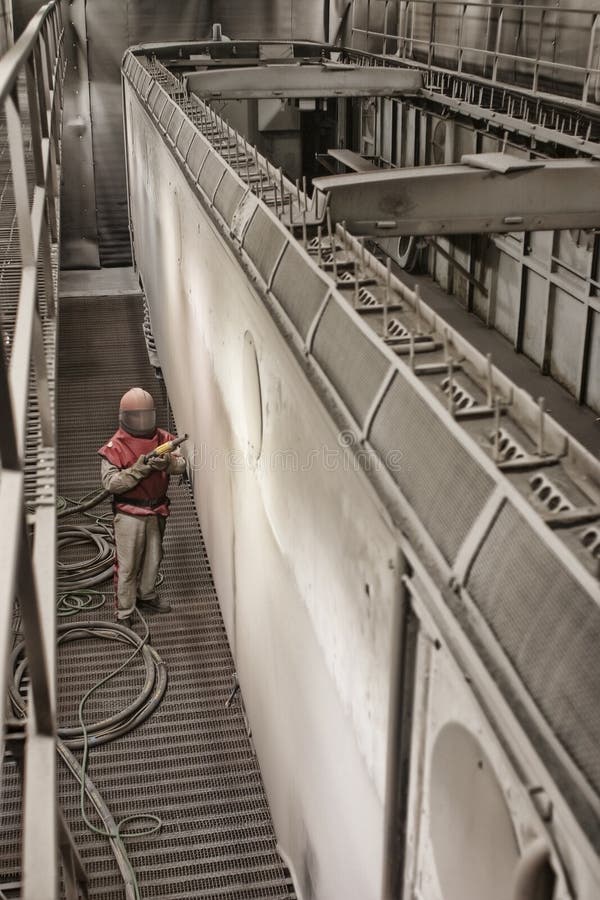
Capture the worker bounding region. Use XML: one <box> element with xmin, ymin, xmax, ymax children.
<box><xmin>98</xmin><ymin>387</ymin><xmax>186</xmax><ymax>626</ymax></box>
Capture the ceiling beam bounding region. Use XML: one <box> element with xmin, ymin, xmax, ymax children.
<box><xmin>313</xmin><ymin>154</ymin><xmax>600</xmax><ymax>236</ymax></box>
<box><xmin>186</xmin><ymin>62</ymin><xmax>422</xmax><ymax>99</ymax></box>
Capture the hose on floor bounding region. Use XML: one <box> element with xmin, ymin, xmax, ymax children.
<box><xmin>56</xmin><ymin>589</ymin><xmax>107</xmax><ymax>617</ymax></box>
<box><xmin>11</xmin><ymin>621</ymin><xmax>167</xmax><ymax>750</ymax></box>
<box><xmin>10</xmin><ymin>618</ymin><xmax>168</xmax><ymax>900</ymax></box>
<box><xmin>57</xmin><ymin>523</ymin><xmax>116</xmax><ymax>591</ymax></box>
<box><xmin>57</xmin><ymin>488</ymin><xmax>110</xmax><ymax>519</ymax></box>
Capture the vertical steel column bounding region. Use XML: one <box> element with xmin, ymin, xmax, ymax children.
<box><xmin>492</xmin><ymin>5</ymin><xmax>505</xmax><ymax>84</ymax></box>
<box><xmin>582</xmin><ymin>12</ymin><xmax>600</xmax><ymax>104</ymax></box>
<box><xmin>575</xmin><ymin>237</ymin><xmax>599</xmax><ymax>405</ymax></box>
<box><xmin>531</xmin><ymin>8</ymin><xmax>546</xmax><ymax>95</ymax></box>
<box><xmin>0</xmin><ymin>0</ymin><xmax>12</xmax><ymax>54</ymax></box>
<box><xmin>427</xmin><ymin>1</ymin><xmax>436</xmax><ymax>68</ymax></box>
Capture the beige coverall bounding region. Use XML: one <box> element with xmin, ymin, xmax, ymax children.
<box><xmin>101</xmin><ymin>454</ymin><xmax>186</xmax><ymax>619</ymax></box>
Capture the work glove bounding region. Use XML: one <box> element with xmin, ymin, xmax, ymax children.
<box><xmin>171</xmin><ymin>453</ymin><xmax>187</xmax><ymax>476</ymax></box>
<box><xmin>130</xmin><ymin>454</ymin><xmax>153</xmax><ymax>480</ymax></box>
<box><xmin>148</xmin><ymin>453</ymin><xmax>170</xmax><ymax>471</ymax></box>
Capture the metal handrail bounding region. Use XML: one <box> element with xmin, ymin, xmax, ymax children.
<box><xmin>0</xmin><ymin>2</ymin><xmax>84</xmax><ymax>898</ymax></box>
<box><xmin>351</xmin><ymin>0</ymin><xmax>600</xmax><ymax>107</ymax></box>
<box><xmin>0</xmin><ymin>0</ymin><xmax>61</xmax><ymax>105</ymax></box>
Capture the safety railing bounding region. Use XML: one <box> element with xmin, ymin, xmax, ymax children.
<box><xmin>0</xmin><ymin>2</ymin><xmax>87</xmax><ymax>898</ymax></box>
<box><xmin>350</xmin><ymin>0</ymin><xmax>600</xmax><ymax>107</ymax></box>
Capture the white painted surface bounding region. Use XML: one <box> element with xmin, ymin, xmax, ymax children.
<box><xmin>125</xmin><ymin>85</ymin><xmax>401</xmax><ymax>900</ymax></box>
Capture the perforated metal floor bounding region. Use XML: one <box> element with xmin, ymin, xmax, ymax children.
<box><xmin>0</xmin><ymin>88</ymin><xmax>60</xmax><ymax>897</ymax></box>
<box><xmin>51</xmin><ymin>292</ymin><xmax>296</xmax><ymax>898</ymax></box>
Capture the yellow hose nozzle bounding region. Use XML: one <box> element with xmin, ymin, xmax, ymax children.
<box><xmin>144</xmin><ymin>434</ymin><xmax>188</xmax><ymax>463</ymax></box>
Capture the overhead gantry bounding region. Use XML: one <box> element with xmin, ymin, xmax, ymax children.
<box><xmin>184</xmin><ymin>55</ymin><xmax>600</xmax><ymax>239</ymax></box>
<box><xmin>312</xmin><ymin>153</ymin><xmax>600</xmax><ymax>236</ymax></box>
<box><xmin>185</xmin><ymin>60</ymin><xmax>423</xmax><ymax>99</ymax></box>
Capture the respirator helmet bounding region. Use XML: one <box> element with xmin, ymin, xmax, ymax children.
<box><xmin>119</xmin><ymin>388</ymin><xmax>157</xmax><ymax>438</ymax></box>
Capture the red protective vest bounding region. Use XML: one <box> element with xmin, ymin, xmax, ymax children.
<box><xmin>98</xmin><ymin>427</ymin><xmax>175</xmax><ymax>517</ymax></box>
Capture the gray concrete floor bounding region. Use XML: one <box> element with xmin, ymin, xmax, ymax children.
<box><xmin>59</xmin><ymin>267</ymin><xmax>141</xmax><ymax>298</ymax></box>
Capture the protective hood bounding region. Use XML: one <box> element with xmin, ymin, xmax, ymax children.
<box><xmin>119</xmin><ymin>408</ymin><xmax>157</xmax><ymax>438</ymax></box>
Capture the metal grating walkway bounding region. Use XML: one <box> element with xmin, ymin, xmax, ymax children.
<box><xmin>7</xmin><ymin>289</ymin><xmax>295</xmax><ymax>898</ymax></box>
<box><xmin>0</xmin><ymin>71</ymin><xmax>60</xmax><ymax>896</ymax></box>
<box><xmin>0</xmin><ymin>83</ymin><xmax>58</xmax><ymax>525</ymax></box>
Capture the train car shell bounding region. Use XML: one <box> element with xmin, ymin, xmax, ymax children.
<box><xmin>123</xmin><ymin>78</ymin><xmax>403</xmax><ymax>900</ymax></box>
<box><xmin>122</xmin><ymin>48</ymin><xmax>600</xmax><ymax>899</ymax></box>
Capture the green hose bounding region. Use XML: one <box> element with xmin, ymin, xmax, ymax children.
<box><xmin>57</xmin><ymin>522</ymin><xmax>116</xmax><ymax>590</ymax></box>
<box><xmin>56</xmin><ymin>590</ymin><xmax>106</xmax><ymax>617</ymax></box>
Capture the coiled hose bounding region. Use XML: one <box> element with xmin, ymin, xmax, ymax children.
<box><xmin>49</xmin><ymin>491</ymin><xmax>167</xmax><ymax>895</ymax></box>
<box><xmin>57</xmin><ymin>523</ymin><xmax>115</xmax><ymax>591</ymax></box>
<box><xmin>56</xmin><ymin>521</ymin><xmax>162</xmax><ymax>614</ymax></box>
<box><xmin>11</xmin><ymin>622</ymin><xmax>167</xmax><ymax>749</ymax></box>
<box><xmin>10</xmin><ymin>620</ymin><xmax>168</xmax><ymax>900</ymax></box>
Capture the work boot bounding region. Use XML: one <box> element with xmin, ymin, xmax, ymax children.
<box><xmin>138</xmin><ymin>595</ymin><xmax>171</xmax><ymax>613</ymax></box>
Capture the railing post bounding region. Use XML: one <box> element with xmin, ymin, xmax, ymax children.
<box><xmin>582</xmin><ymin>12</ymin><xmax>599</xmax><ymax>104</ymax></box>
<box><xmin>492</xmin><ymin>5</ymin><xmax>504</xmax><ymax>83</ymax></box>
<box><xmin>25</xmin><ymin>55</ymin><xmax>44</xmax><ymax>182</ymax></box>
<box><xmin>32</xmin><ymin>42</ymin><xmax>49</xmax><ymax>137</ymax></box>
<box><xmin>0</xmin><ymin>467</ymin><xmax>23</xmax><ymax>795</ymax></box>
<box><xmin>383</xmin><ymin>0</ymin><xmax>390</xmax><ymax>56</ymax></box>
<box><xmin>427</xmin><ymin>1</ymin><xmax>436</xmax><ymax>69</ymax></box>
<box><xmin>6</xmin><ymin>91</ymin><xmax>54</xmax><ymax>451</ymax></box>
<box><xmin>398</xmin><ymin>1</ymin><xmax>407</xmax><ymax>59</ymax></box>
<box><xmin>51</xmin><ymin>6</ymin><xmax>65</xmax><ymax>115</ymax></box>
<box><xmin>0</xmin><ymin>330</ymin><xmax>20</xmax><ymax>471</ymax></box>
<box><xmin>483</xmin><ymin>0</ymin><xmax>493</xmax><ymax>77</ymax></box>
<box><xmin>25</xmin><ymin>52</ymin><xmax>56</xmax><ymax>311</ymax></box>
<box><xmin>46</xmin><ymin>37</ymin><xmax>62</xmax><ymax>164</ymax></box>
<box><xmin>5</xmin><ymin>92</ymin><xmax>35</xmax><ymax>268</ymax></box>
<box><xmin>457</xmin><ymin>3</ymin><xmax>467</xmax><ymax>73</ymax></box>
<box><xmin>58</xmin><ymin>810</ymin><xmax>89</xmax><ymax>900</ymax></box>
<box><xmin>34</xmin><ymin>38</ymin><xmax>59</xmax><ymax>241</ymax></box>
<box><xmin>532</xmin><ymin>8</ymin><xmax>545</xmax><ymax>95</ymax></box>
<box><xmin>17</xmin><ymin>512</ymin><xmax>54</xmax><ymax>736</ymax></box>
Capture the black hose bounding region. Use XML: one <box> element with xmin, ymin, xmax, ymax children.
<box><xmin>58</xmin><ymin>740</ymin><xmax>139</xmax><ymax>900</ymax></box>
<box><xmin>10</xmin><ymin>622</ymin><xmax>167</xmax><ymax>750</ymax></box>
<box><xmin>57</xmin><ymin>488</ymin><xmax>110</xmax><ymax>519</ymax></box>
<box><xmin>57</xmin><ymin>523</ymin><xmax>115</xmax><ymax>590</ymax></box>
<box><xmin>57</xmin><ymin>590</ymin><xmax>106</xmax><ymax>617</ymax></box>
<box><xmin>10</xmin><ymin>618</ymin><xmax>168</xmax><ymax>900</ymax></box>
